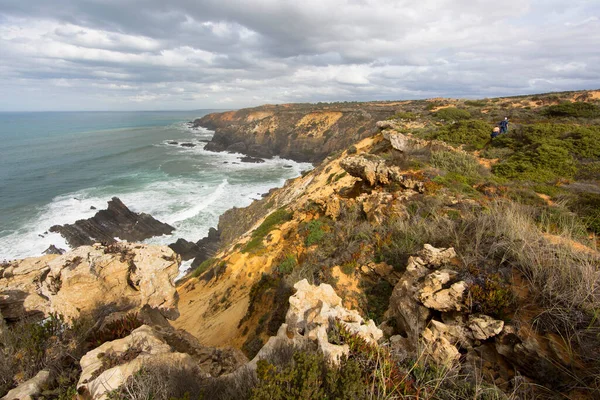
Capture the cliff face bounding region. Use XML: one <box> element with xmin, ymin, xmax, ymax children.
<box><xmin>194</xmin><ymin>102</ymin><xmax>403</xmax><ymax>162</ymax></box>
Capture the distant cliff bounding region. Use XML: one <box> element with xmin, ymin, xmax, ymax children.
<box><xmin>193</xmin><ymin>102</ymin><xmax>402</xmax><ymax>162</ymax></box>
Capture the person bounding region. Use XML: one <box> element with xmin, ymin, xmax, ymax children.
<box><xmin>491</xmin><ymin>126</ymin><xmax>500</xmax><ymax>138</ymax></box>
<box><xmin>499</xmin><ymin>117</ymin><xmax>509</xmax><ymax>134</ymax></box>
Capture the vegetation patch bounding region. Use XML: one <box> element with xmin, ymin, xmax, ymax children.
<box><xmin>541</xmin><ymin>101</ymin><xmax>600</xmax><ymax>118</ymax></box>
<box><xmin>430</xmin><ymin>150</ymin><xmax>482</xmax><ymax>177</ymax></box>
<box><xmin>243</xmin><ymin>208</ymin><xmax>293</xmax><ymax>253</ymax></box>
<box><xmin>431</xmin><ymin>119</ymin><xmax>491</xmax><ymax>149</ymax></box>
<box><xmin>433</xmin><ymin>107</ymin><xmax>472</xmax><ymax>121</ymax></box>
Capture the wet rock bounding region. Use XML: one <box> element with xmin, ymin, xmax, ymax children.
<box><xmin>191</xmin><ymin>227</ymin><xmax>221</xmax><ymax>268</ymax></box>
<box><xmin>180</xmin><ymin>142</ymin><xmax>196</xmax><ymax>147</ymax></box>
<box><xmin>49</xmin><ymin>197</ymin><xmax>174</xmax><ymax>248</ymax></box>
<box><xmin>43</xmin><ymin>245</ymin><xmax>65</xmax><ymax>255</ymax></box>
<box><xmin>1</xmin><ymin>370</ymin><xmax>51</xmax><ymax>400</ymax></box>
<box><xmin>167</xmin><ymin>141</ymin><xmax>179</xmax><ymax>145</ymax></box>
<box><xmin>169</xmin><ymin>239</ymin><xmax>201</xmax><ymax>261</ymax></box>
<box><xmin>226</xmin><ymin>142</ymin><xmax>247</xmax><ymax>153</ymax></box>
<box><xmin>240</xmin><ymin>156</ymin><xmax>265</xmax><ymax>163</ymax></box>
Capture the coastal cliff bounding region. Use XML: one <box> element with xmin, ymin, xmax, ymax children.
<box><xmin>193</xmin><ymin>102</ymin><xmax>403</xmax><ymax>162</ymax></box>
<box><xmin>2</xmin><ymin>90</ymin><xmax>600</xmax><ymax>399</ymax></box>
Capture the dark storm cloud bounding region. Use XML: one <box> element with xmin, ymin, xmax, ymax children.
<box><xmin>0</xmin><ymin>0</ymin><xmax>599</xmax><ymax>110</ymax></box>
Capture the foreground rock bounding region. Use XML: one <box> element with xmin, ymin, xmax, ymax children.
<box><xmin>77</xmin><ymin>324</ymin><xmax>247</xmax><ymax>400</ymax></box>
<box><xmin>0</xmin><ymin>243</ymin><xmax>180</xmax><ymax>322</ymax></box>
<box><xmin>340</xmin><ymin>155</ymin><xmax>425</xmax><ymax>192</ymax></box>
<box><xmin>1</xmin><ymin>370</ymin><xmax>51</xmax><ymax>400</ymax></box>
<box><xmin>251</xmin><ymin>279</ymin><xmax>383</xmax><ymax>365</ymax></box>
<box><xmin>50</xmin><ymin>197</ymin><xmax>174</xmax><ymax>248</ymax></box>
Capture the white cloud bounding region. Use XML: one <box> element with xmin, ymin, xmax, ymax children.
<box><xmin>0</xmin><ymin>0</ymin><xmax>599</xmax><ymax>110</ymax></box>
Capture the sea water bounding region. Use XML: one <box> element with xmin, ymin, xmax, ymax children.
<box><xmin>0</xmin><ymin>111</ymin><xmax>312</xmax><ymax>270</ymax></box>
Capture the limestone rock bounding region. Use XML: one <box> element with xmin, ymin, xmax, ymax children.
<box><xmin>340</xmin><ymin>156</ymin><xmax>425</xmax><ymax>192</ymax></box>
<box><xmin>468</xmin><ymin>315</ymin><xmax>504</xmax><ymax>340</ymax></box>
<box><xmin>422</xmin><ymin>325</ymin><xmax>461</xmax><ymax>367</ymax></box>
<box><xmin>78</xmin><ymin>325</ymin><xmax>197</xmax><ymax>400</ymax></box>
<box><xmin>1</xmin><ymin>370</ymin><xmax>51</xmax><ymax>400</ymax></box>
<box><xmin>383</xmin><ymin>131</ymin><xmax>409</xmax><ymax>152</ymax></box>
<box><xmin>376</xmin><ymin>120</ymin><xmax>399</xmax><ymax>130</ymax></box>
<box><xmin>418</xmin><ymin>244</ymin><xmax>457</xmax><ymax>267</ymax></box>
<box><xmin>0</xmin><ymin>243</ymin><xmax>180</xmax><ymax>322</ymax></box>
<box><xmin>419</xmin><ymin>270</ymin><xmax>466</xmax><ymax>312</ymax></box>
<box><xmin>252</xmin><ymin>279</ymin><xmax>382</xmax><ymax>365</ymax></box>
<box><xmin>314</xmin><ymin>195</ymin><xmax>341</xmax><ymax>220</ymax></box>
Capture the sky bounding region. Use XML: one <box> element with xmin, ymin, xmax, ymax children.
<box><xmin>0</xmin><ymin>0</ymin><xmax>599</xmax><ymax>111</ymax></box>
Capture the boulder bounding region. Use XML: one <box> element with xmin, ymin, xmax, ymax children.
<box><xmin>1</xmin><ymin>370</ymin><xmax>51</xmax><ymax>400</ymax></box>
<box><xmin>226</xmin><ymin>142</ymin><xmax>247</xmax><ymax>153</ymax></box>
<box><xmin>180</xmin><ymin>142</ymin><xmax>196</xmax><ymax>148</ymax></box>
<box><xmin>0</xmin><ymin>243</ymin><xmax>180</xmax><ymax>322</ymax></box>
<box><xmin>421</xmin><ymin>325</ymin><xmax>461</xmax><ymax>367</ymax></box>
<box><xmin>468</xmin><ymin>315</ymin><xmax>504</xmax><ymax>340</ymax></box>
<box><xmin>49</xmin><ymin>197</ymin><xmax>174</xmax><ymax>248</ymax></box>
<box><xmin>383</xmin><ymin>131</ymin><xmax>410</xmax><ymax>152</ymax></box>
<box><xmin>240</xmin><ymin>156</ymin><xmax>265</xmax><ymax>163</ymax></box>
<box><xmin>376</xmin><ymin>120</ymin><xmax>399</xmax><ymax>130</ymax></box>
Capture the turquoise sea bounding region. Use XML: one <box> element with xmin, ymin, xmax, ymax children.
<box><xmin>0</xmin><ymin>111</ymin><xmax>311</xmax><ymax>267</ymax></box>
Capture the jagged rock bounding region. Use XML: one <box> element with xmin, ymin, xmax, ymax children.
<box><xmin>468</xmin><ymin>315</ymin><xmax>504</xmax><ymax>340</ymax></box>
<box><xmin>314</xmin><ymin>195</ymin><xmax>341</xmax><ymax>220</ymax></box>
<box><xmin>383</xmin><ymin>131</ymin><xmax>409</xmax><ymax>152</ymax></box>
<box><xmin>191</xmin><ymin>227</ymin><xmax>221</xmax><ymax>268</ymax></box>
<box><xmin>0</xmin><ymin>244</ymin><xmax>180</xmax><ymax>322</ymax></box>
<box><xmin>43</xmin><ymin>245</ymin><xmax>65</xmax><ymax>255</ymax></box>
<box><xmin>418</xmin><ymin>270</ymin><xmax>466</xmax><ymax>312</ymax></box>
<box><xmin>1</xmin><ymin>370</ymin><xmax>51</xmax><ymax>400</ymax></box>
<box><xmin>418</xmin><ymin>244</ymin><xmax>457</xmax><ymax>267</ymax></box>
<box><xmin>340</xmin><ymin>156</ymin><xmax>425</xmax><ymax>192</ymax></box>
<box><xmin>169</xmin><ymin>238</ymin><xmax>201</xmax><ymax>261</ymax></box>
<box><xmin>357</xmin><ymin>191</ymin><xmax>408</xmax><ymax>224</ymax></box>
<box><xmin>429</xmin><ymin>320</ymin><xmax>472</xmax><ymax>349</ymax></box>
<box><xmin>422</xmin><ymin>325</ymin><xmax>461</xmax><ymax>367</ymax></box>
<box><xmin>49</xmin><ymin>197</ymin><xmax>174</xmax><ymax>248</ymax></box>
<box><xmin>251</xmin><ymin>279</ymin><xmax>382</xmax><ymax>365</ymax></box>
<box><xmin>78</xmin><ymin>325</ymin><xmax>197</xmax><ymax>400</ymax></box>
<box><xmin>226</xmin><ymin>142</ymin><xmax>247</xmax><ymax>153</ymax></box>
<box><xmin>240</xmin><ymin>156</ymin><xmax>265</xmax><ymax>163</ymax></box>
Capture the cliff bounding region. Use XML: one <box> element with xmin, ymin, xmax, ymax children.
<box><xmin>193</xmin><ymin>102</ymin><xmax>403</xmax><ymax>162</ymax></box>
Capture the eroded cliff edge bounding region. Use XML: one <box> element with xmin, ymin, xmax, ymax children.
<box><xmin>193</xmin><ymin>102</ymin><xmax>402</xmax><ymax>162</ymax></box>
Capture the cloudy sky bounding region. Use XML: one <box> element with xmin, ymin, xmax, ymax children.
<box><xmin>1</xmin><ymin>0</ymin><xmax>599</xmax><ymax>111</ymax></box>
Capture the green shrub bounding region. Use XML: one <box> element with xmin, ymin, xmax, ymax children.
<box><xmin>304</xmin><ymin>220</ymin><xmax>326</xmax><ymax>246</ymax></box>
<box><xmin>243</xmin><ymin>209</ymin><xmax>293</xmax><ymax>253</ymax></box>
<box><xmin>430</xmin><ymin>150</ymin><xmax>481</xmax><ymax>177</ymax></box>
<box><xmin>277</xmin><ymin>255</ymin><xmax>297</xmax><ymax>275</ymax></box>
<box><xmin>192</xmin><ymin>258</ymin><xmax>217</xmax><ymax>277</ymax></box>
<box><xmin>364</xmin><ymin>280</ymin><xmax>394</xmax><ymax>324</ymax></box>
<box><xmin>434</xmin><ymin>107</ymin><xmax>472</xmax><ymax>121</ymax></box>
<box><xmin>432</xmin><ymin>119</ymin><xmax>491</xmax><ymax>149</ymax></box>
<box><xmin>389</xmin><ymin>111</ymin><xmax>418</xmax><ymax>121</ymax></box>
<box><xmin>464</xmin><ymin>99</ymin><xmax>487</xmax><ymax>107</ymax></box>
<box><xmin>542</xmin><ymin>101</ymin><xmax>600</xmax><ymax>118</ymax></box>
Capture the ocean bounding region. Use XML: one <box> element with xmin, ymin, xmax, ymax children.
<box><xmin>0</xmin><ymin>111</ymin><xmax>311</xmax><ymax>270</ymax></box>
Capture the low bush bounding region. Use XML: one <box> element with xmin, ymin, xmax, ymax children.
<box><xmin>302</xmin><ymin>219</ymin><xmax>327</xmax><ymax>246</ymax></box>
<box><xmin>432</xmin><ymin>119</ymin><xmax>491</xmax><ymax>150</ymax></box>
<box><xmin>430</xmin><ymin>150</ymin><xmax>482</xmax><ymax>177</ymax></box>
<box><xmin>434</xmin><ymin>107</ymin><xmax>472</xmax><ymax>121</ymax></box>
<box><xmin>541</xmin><ymin>101</ymin><xmax>600</xmax><ymax>118</ymax></box>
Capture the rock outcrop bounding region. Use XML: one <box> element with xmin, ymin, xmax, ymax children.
<box><xmin>0</xmin><ymin>243</ymin><xmax>180</xmax><ymax>322</ymax></box>
<box><xmin>49</xmin><ymin>197</ymin><xmax>174</xmax><ymax>248</ymax></box>
<box><xmin>340</xmin><ymin>155</ymin><xmax>425</xmax><ymax>192</ymax></box>
<box><xmin>251</xmin><ymin>279</ymin><xmax>383</xmax><ymax>365</ymax></box>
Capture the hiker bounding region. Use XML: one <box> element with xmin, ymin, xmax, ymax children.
<box><xmin>499</xmin><ymin>117</ymin><xmax>509</xmax><ymax>134</ymax></box>
<box><xmin>491</xmin><ymin>126</ymin><xmax>500</xmax><ymax>138</ymax></box>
